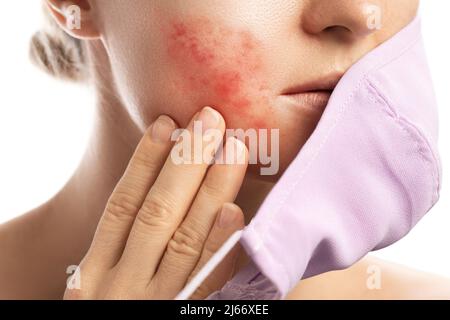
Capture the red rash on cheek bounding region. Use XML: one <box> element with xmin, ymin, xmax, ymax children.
<box><xmin>164</xmin><ymin>17</ymin><xmax>270</xmax><ymax>127</ymax></box>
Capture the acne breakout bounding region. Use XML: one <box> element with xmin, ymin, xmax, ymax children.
<box><xmin>162</xmin><ymin>17</ymin><xmax>281</xmax><ymax>175</ymax></box>
<box><xmin>164</xmin><ymin>17</ymin><xmax>272</xmax><ymax>129</ymax></box>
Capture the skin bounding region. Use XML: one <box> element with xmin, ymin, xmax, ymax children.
<box><xmin>64</xmin><ymin>109</ymin><xmax>250</xmax><ymax>299</ymax></box>
<box><xmin>1</xmin><ymin>0</ymin><xmax>450</xmax><ymax>299</ymax></box>
<box><xmin>86</xmin><ymin>0</ymin><xmax>421</xmax><ymax>176</ymax></box>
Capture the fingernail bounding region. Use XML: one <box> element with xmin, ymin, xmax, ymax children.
<box><xmin>196</xmin><ymin>106</ymin><xmax>221</xmax><ymax>131</ymax></box>
<box><xmin>226</xmin><ymin>137</ymin><xmax>247</xmax><ymax>165</ymax></box>
<box><xmin>151</xmin><ymin>115</ymin><xmax>176</xmax><ymax>143</ymax></box>
<box><xmin>218</xmin><ymin>204</ymin><xmax>238</xmax><ymax>229</ymax></box>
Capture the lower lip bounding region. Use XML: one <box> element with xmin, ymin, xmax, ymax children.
<box><xmin>280</xmin><ymin>91</ymin><xmax>332</xmax><ymax>113</ymax></box>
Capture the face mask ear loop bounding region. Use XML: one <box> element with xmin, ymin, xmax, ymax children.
<box><xmin>175</xmin><ymin>230</ymin><xmax>243</xmax><ymax>300</ymax></box>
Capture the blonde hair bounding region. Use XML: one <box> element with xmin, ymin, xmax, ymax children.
<box><xmin>29</xmin><ymin>6</ymin><xmax>88</xmax><ymax>81</ymax></box>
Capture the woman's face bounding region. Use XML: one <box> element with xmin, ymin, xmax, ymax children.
<box><xmin>91</xmin><ymin>0</ymin><xmax>418</xmax><ymax>178</ymax></box>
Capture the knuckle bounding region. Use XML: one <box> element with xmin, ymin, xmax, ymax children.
<box><xmin>137</xmin><ymin>196</ymin><xmax>174</xmax><ymax>228</ymax></box>
<box><xmin>167</xmin><ymin>225</ymin><xmax>205</xmax><ymax>259</ymax></box>
<box><xmin>132</xmin><ymin>151</ymin><xmax>159</xmax><ymax>173</ymax></box>
<box><xmin>105</xmin><ymin>191</ymin><xmax>140</xmax><ymax>221</ymax></box>
<box><xmin>202</xmin><ymin>237</ymin><xmax>222</xmax><ymax>257</ymax></box>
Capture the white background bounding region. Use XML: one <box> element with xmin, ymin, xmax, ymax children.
<box><xmin>0</xmin><ymin>2</ymin><xmax>449</xmax><ymax>277</ymax></box>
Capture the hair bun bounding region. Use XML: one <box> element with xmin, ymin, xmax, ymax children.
<box><xmin>29</xmin><ymin>11</ymin><xmax>88</xmax><ymax>82</ymax></box>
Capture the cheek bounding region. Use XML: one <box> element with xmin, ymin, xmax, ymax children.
<box><xmin>161</xmin><ymin>16</ymin><xmax>272</xmax><ymax>128</ymax></box>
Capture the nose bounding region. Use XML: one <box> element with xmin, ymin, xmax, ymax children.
<box><xmin>301</xmin><ymin>0</ymin><xmax>382</xmax><ymax>39</ymax></box>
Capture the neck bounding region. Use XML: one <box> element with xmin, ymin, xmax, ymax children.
<box><xmin>47</xmin><ymin>89</ymin><xmax>142</xmax><ymax>254</ymax></box>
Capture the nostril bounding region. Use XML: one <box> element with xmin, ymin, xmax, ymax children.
<box><xmin>301</xmin><ymin>0</ymin><xmax>380</xmax><ymax>39</ymax></box>
<box><xmin>323</xmin><ymin>25</ymin><xmax>351</xmax><ymax>34</ymax></box>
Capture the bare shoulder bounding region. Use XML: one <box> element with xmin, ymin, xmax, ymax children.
<box><xmin>286</xmin><ymin>256</ymin><xmax>450</xmax><ymax>300</ymax></box>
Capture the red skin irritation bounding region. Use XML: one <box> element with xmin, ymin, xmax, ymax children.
<box><xmin>165</xmin><ymin>17</ymin><xmax>270</xmax><ymax>128</ymax></box>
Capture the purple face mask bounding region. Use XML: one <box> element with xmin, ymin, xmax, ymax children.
<box><xmin>176</xmin><ymin>15</ymin><xmax>442</xmax><ymax>300</ymax></box>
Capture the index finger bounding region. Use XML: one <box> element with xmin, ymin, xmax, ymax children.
<box><xmin>85</xmin><ymin>115</ymin><xmax>177</xmax><ymax>269</ymax></box>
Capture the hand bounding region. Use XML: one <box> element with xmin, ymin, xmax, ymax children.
<box><xmin>64</xmin><ymin>107</ymin><xmax>248</xmax><ymax>300</ymax></box>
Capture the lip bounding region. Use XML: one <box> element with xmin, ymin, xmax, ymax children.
<box><xmin>279</xmin><ymin>91</ymin><xmax>332</xmax><ymax>113</ymax></box>
<box><xmin>279</xmin><ymin>72</ymin><xmax>343</xmax><ymax>113</ymax></box>
<box><xmin>282</xmin><ymin>72</ymin><xmax>344</xmax><ymax>95</ymax></box>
